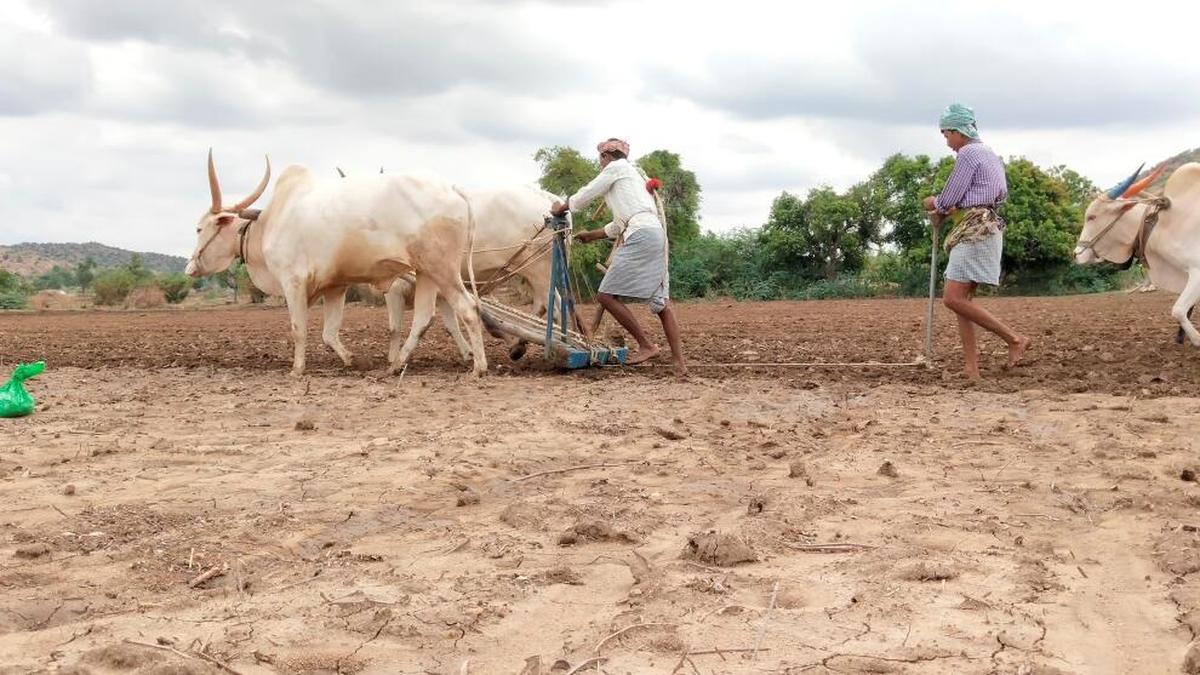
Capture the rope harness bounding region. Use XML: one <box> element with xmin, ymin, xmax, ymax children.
<box><xmin>1076</xmin><ymin>195</ymin><xmax>1171</xmax><ymax>265</ymax></box>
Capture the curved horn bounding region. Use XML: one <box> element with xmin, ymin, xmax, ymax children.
<box><xmin>1106</xmin><ymin>163</ymin><xmax>1144</xmax><ymax>199</ymax></box>
<box><xmin>207</xmin><ymin>148</ymin><xmax>222</xmax><ymax>214</ymax></box>
<box><xmin>1121</xmin><ymin>163</ymin><xmax>1167</xmax><ymax>198</ymax></box>
<box><xmin>231</xmin><ymin>155</ymin><xmax>271</xmax><ymax>212</ymax></box>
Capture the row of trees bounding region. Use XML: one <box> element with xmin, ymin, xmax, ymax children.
<box><xmin>0</xmin><ymin>254</ymin><xmax>245</xmax><ymax>309</ymax></box>
<box><xmin>533</xmin><ymin>144</ymin><xmax>1127</xmax><ymax>301</ymax></box>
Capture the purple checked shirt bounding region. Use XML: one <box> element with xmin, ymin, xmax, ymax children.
<box><xmin>934</xmin><ymin>140</ymin><xmax>1008</xmax><ymax>218</ymax></box>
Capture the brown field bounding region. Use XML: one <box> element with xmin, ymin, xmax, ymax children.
<box><xmin>1</xmin><ymin>293</ymin><xmax>1199</xmax><ymax>674</ymax></box>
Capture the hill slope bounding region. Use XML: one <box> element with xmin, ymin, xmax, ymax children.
<box><xmin>0</xmin><ymin>242</ymin><xmax>187</xmax><ymax>277</ymax></box>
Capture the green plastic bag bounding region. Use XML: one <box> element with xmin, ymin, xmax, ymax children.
<box><xmin>0</xmin><ymin>361</ymin><xmax>45</xmax><ymax>418</ymax></box>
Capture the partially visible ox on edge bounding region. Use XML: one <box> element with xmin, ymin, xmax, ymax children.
<box><xmin>1075</xmin><ymin>162</ymin><xmax>1200</xmax><ymax>345</ymax></box>
<box><xmin>185</xmin><ymin>151</ymin><xmax>489</xmax><ymax>377</ymax></box>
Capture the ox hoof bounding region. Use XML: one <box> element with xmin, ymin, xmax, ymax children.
<box><xmin>508</xmin><ymin>342</ymin><xmax>528</xmax><ymax>361</ymax></box>
<box><xmin>1177</xmin><ymin>329</ymin><xmax>1187</xmax><ymax>345</ymax></box>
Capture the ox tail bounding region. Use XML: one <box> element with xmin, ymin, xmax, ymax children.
<box><xmin>451</xmin><ymin>185</ymin><xmax>480</xmax><ymax>302</ymax></box>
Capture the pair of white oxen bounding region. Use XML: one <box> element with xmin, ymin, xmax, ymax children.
<box><xmin>185</xmin><ymin>152</ymin><xmax>559</xmax><ymax>377</ymax></box>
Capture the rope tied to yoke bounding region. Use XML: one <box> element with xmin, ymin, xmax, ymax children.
<box><xmin>1135</xmin><ymin>195</ymin><xmax>1172</xmax><ymax>266</ymax></box>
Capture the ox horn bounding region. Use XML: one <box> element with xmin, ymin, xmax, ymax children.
<box><xmin>207</xmin><ymin>148</ymin><xmax>222</xmax><ymax>214</ymax></box>
<box><xmin>231</xmin><ymin>155</ymin><xmax>271</xmax><ymax>213</ymax></box>
<box><xmin>1106</xmin><ymin>163</ymin><xmax>1144</xmax><ymax>200</ymax></box>
<box><xmin>1121</xmin><ymin>163</ymin><xmax>1167</xmax><ymax>199</ymax></box>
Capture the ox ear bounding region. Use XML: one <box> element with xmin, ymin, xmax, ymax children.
<box><xmin>215</xmin><ymin>214</ymin><xmax>237</xmax><ymax>228</ymax></box>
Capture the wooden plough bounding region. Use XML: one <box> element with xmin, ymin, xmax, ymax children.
<box><xmin>477</xmin><ymin>213</ymin><xmax>627</xmax><ymax>369</ymax></box>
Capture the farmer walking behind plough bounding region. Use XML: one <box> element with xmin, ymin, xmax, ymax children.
<box><xmin>552</xmin><ymin>138</ymin><xmax>688</xmax><ymax>377</ymax></box>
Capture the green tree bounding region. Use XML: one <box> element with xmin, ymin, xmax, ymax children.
<box><xmin>0</xmin><ymin>269</ymin><xmax>31</xmax><ymax>309</ymax></box>
<box><xmin>92</xmin><ymin>269</ymin><xmax>137</xmax><ymax>306</ymax></box>
<box><xmin>34</xmin><ymin>265</ymin><xmax>75</xmax><ymax>290</ymax></box>
<box><xmin>869</xmin><ymin>153</ymin><xmax>953</xmax><ymax>257</ymax></box>
<box><xmin>635</xmin><ymin>149</ymin><xmax>702</xmax><ymax>244</ymax></box>
<box><xmin>158</xmin><ymin>273</ymin><xmax>192</xmax><ymax>304</ymax></box>
<box><xmin>534</xmin><ymin>146</ymin><xmax>608</xmax><ymax>295</ymax></box>
<box><xmin>1047</xmin><ymin>165</ymin><xmax>1098</xmax><ymax>211</ymax></box>
<box><xmin>75</xmin><ymin>257</ymin><xmax>97</xmax><ymax>294</ymax></box>
<box><xmin>1000</xmin><ymin>157</ymin><xmax>1086</xmax><ymax>276</ymax></box>
<box><xmin>124</xmin><ymin>253</ymin><xmax>154</xmax><ymax>283</ymax></box>
<box><xmin>763</xmin><ymin>186</ymin><xmax>875</xmax><ymax>280</ymax></box>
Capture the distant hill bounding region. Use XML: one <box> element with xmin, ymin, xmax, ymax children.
<box><xmin>1149</xmin><ymin>147</ymin><xmax>1200</xmax><ymax>190</ymax></box>
<box><xmin>0</xmin><ymin>242</ymin><xmax>187</xmax><ymax>278</ymax></box>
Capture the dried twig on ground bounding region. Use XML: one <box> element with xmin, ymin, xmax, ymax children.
<box><xmin>595</xmin><ymin>622</ymin><xmax>677</xmax><ymax>654</ymax></box>
<box><xmin>752</xmin><ymin>581</ymin><xmax>780</xmax><ymax>660</ymax></box>
<box><xmin>512</xmin><ymin>462</ymin><xmax>638</xmax><ymax>482</ymax></box>
<box><xmin>564</xmin><ymin>657</ymin><xmax>606</xmax><ymax>674</ymax></box>
<box><xmin>123</xmin><ymin>639</ymin><xmax>244</xmax><ymax>675</ymax></box>
<box><xmin>781</xmin><ymin>541</ymin><xmax>877</xmax><ymax>553</ymax></box>
<box><xmin>187</xmin><ymin>564</ymin><xmax>226</xmax><ymax>588</ymax></box>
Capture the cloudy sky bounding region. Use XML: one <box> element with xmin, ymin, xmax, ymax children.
<box><xmin>2</xmin><ymin>0</ymin><xmax>1199</xmax><ymax>257</ymax></box>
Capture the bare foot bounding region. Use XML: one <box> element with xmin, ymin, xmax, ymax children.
<box><xmin>1005</xmin><ymin>336</ymin><xmax>1032</xmax><ymax>369</ymax></box>
<box><xmin>674</xmin><ymin>360</ymin><xmax>689</xmax><ymax>379</ymax></box>
<box><xmin>626</xmin><ymin>345</ymin><xmax>661</xmax><ymax>366</ymax></box>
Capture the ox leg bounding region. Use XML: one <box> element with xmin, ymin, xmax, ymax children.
<box><xmin>385</xmin><ymin>279</ymin><xmax>410</xmax><ymax>369</ymax></box>
<box><xmin>321</xmin><ymin>287</ymin><xmax>354</xmax><ymax>367</ymax></box>
<box><xmin>1172</xmin><ymin>272</ymin><xmax>1200</xmax><ymax>347</ymax></box>
<box><xmin>1177</xmin><ymin>307</ymin><xmax>1195</xmax><ymax>345</ymax></box>
<box><xmin>437</xmin><ymin>296</ymin><xmax>473</xmax><ymax>363</ymax></box>
<box><xmin>283</xmin><ymin>283</ymin><xmax>309</xmax><ymax>376</ymax></box>
<box><xmin>443</xmin><ymin>289</ymin><xmax>488</xmax><ymax>377</ymax></box>
<box><xmin>392</xmin><ymin>277</ymin><xmax>438</xmax><ymax>375</ymax></box>
<box><xmin>508</xmin><ymin>274</ymin><xmax>550</xmax><ymax>361</ymax></box>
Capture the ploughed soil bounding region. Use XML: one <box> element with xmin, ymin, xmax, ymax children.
<box><xmin>1</xmin><ymin>293</ymin><xmax>1198</xmax><ymax>673</ymax></box>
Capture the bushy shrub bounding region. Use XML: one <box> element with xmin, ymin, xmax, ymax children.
<box><xmin>158</xmin><ymin>274</ymin><xmax>192</xmax><ymax>304</ymax></box>
<box><xmin>92</xmin><ymin>269</ymin><xmax>137</xmax><ymax>306</ymax></box>
<box><xmin>0</xmin><ymin>291</ymin><xmax>27</xmax><ymax>309</ymax></box>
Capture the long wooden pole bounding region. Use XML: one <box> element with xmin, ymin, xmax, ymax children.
<box><xmin>924</xmin><ymin>212</ymin><xmax>941</xmax><ymax>367</ymax></box>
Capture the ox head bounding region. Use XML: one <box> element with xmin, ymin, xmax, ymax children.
<box><xmin>1074</xmin><ymin>163</ymin><xmax>1165</xmax><ymax>265</ymax></box>
<box><xmin>185</xmin><ymin>149</ymin><xmax>271</xmax><ymax>277</ymax></box>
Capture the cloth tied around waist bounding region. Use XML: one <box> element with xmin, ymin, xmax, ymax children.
<box><xmin>943</xmin><ymin>206</ymin><xmax>1002</xmax><ymax>252</ymax></box>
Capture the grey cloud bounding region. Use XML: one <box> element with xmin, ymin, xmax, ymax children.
<box><xmin>0</xmin><ymin>25</ymin><xmax>92</xmax><ymax>115</ymax></box>
<box><xmin>646</xmin><ymin>9</ymin><xmax>1200</xmax><ymax>129</ymax></box>
<box><xmin>38</xmin><ymin>0</ymin><xmax>594</xmax><ymax>100</ymax></box>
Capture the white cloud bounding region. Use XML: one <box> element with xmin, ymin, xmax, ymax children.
<box><xmin>1</xmin><ymin>0</ymin><xmax>1199</xmax><ymax>258</ymax></box>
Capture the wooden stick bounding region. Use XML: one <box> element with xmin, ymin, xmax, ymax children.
<box><xmin>674</xmin><ymin>648</ymin><xmax>767</xmax><ymax>671</ymax></box>
<box><xmin>595</xmin><ymin>622</ymin><xmax>676</xmax><ymax>654</ymax></box>
<box><xmin>924</xmin><ymin>211</ymin><xmax>941</xmax><ymax>367</ymax></box>
<box><xmin>781</xmin><ymin>542</ymin><xmax>877</xmax><ymax>553</ymax></box>
<box><xmin>564</xmin><ymin>657</ymin><xmax>605</xmax><ymax>675</ymax></box>
<box><xmin>511</xmin><ymin>462</ymin><xmax>637</xmax><ymax>483</ymax></box>
<box><xmin>123</xmin><ymin>639</ymin><xmax>245</xmax><ymax>675</ymax></box>
<box><xmin>187</xmin><ymin>565</ymin><xmax>224</xmax><ymax>588</ymax></box>
<box><xmin>752</xmin><ymin>581</ymin><xmax>780</xmax><ymax>660</ymax></box>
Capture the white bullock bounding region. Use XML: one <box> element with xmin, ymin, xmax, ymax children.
<box><xmin>384</xmin><ymin>185</ymin><xmax>558</xmax><ymax>362</ymax></box>
<box><xmin>185</xmin><ymin>151</ymin><xmax>488</xmax><ymax>377</ymax></box>
<box><xmin>1075</xmin><ymin>162</ymin><xmax>1200</xmax><ymax>344</ymax></box>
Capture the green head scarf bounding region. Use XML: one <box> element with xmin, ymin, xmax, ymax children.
<box><xmin>939</xmin><ymin>103</ymin><xmax>980</xmax><ymax>140</ymax></box>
